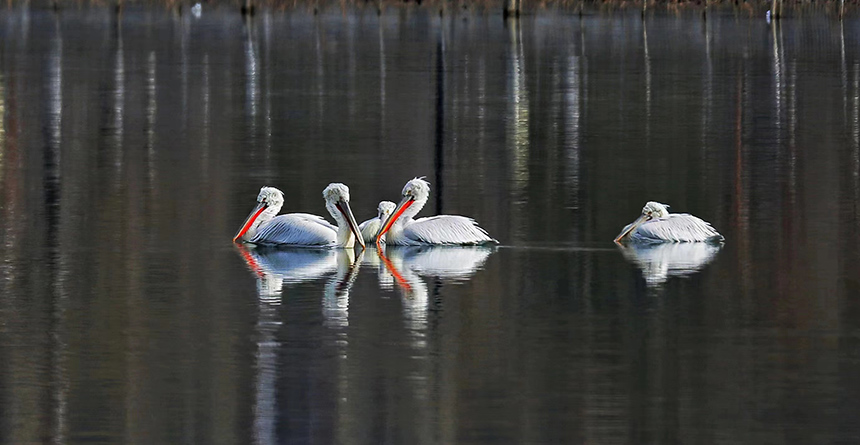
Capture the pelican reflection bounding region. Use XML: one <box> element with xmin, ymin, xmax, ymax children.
<box><xmin>618</xmin><ymin>242</ymin><xmax>722</xmax><ymax>286</ymax></box>
<box><xmin>235</xmin><ymin>245</ymin><xmax>363</xmax><ymax>445</ymax></box>
<box><xmin>236</xmin><ymin>244</ymin><xmax>362</xmax><ymax>304</ymax></box>
<box><xmin>376</xmin><ymin>246</ymin><xmax>495</xmax><ymax>328</ymax></box>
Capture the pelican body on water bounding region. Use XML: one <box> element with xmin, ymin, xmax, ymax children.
<box><xmin>615</xmin><ymin>201</ymin><xmax>723</xmax><ymax>244</ymax></box>
<box><xmin>234</xmin><ymin>184</ymin><xmax>365</xmax><ymax>249</ymax></box>
<box><xmin>376</xmin><ymin>178</ymin><xmax>497</xmax><ymax>246</ymax></box>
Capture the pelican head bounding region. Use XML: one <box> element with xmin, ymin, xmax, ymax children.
<box><xmin>642</xmin><ymin>201</ymin><xmax>670</xmax><ymax>218</ymax></box>
<box><xmin>378</xmin><ymin>200</ymin><xmax>396</xmax><ymax>220</ymax></box>
<box><xmin>323</xmin><ymin>183</ymin><xmax>365</xmax><ymax>249</ymax></box>
<box><xmin>400</xmin><ymin>177</ymin><xmax>430</xmax><ymax>202</ymax></box>
<box><xmin>234</xmin><ymin>186</ymin><xmax>285</xmax><ymax>242</ymax></box>
<box><xmin>377</xmin><ymin>177</ymin><xmax>430</xmax><ymax>246</ymax></box>
<box><xmin>614</xmin><ymin>201</ymin><xmax>670</xmax><ymax>243</ymax></box>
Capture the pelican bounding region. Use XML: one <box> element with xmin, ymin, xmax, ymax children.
<box><xmin>233</xmin><ymin>184</ymin><xmax>365</xmax><ymax>249</ymax></box>
<box><xmin>615</xmin><ymin>201</ymin><xmax>723</xmax><ymax>243</ymax></box>
<box><xmin>359</xmin><ymin>201</ymin><xmax>396</xmax><ymax>244</ymax></box>
<box><xmin>376</xmin><ymin>177</ymin><xmax>497</xmax><ymax>246</ymax></box>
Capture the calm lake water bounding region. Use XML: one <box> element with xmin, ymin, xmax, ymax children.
<box><xmin>1</xmin><ymin>3</ymin><xmax>859</xmax><ymax>443</ymax></box>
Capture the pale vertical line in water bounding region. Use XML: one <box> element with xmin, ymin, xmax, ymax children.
<box><xmin>476</xmin><ymin>55</ymin><xmax>487</xmax><ymax>185</ymax></box>
<box><xmin>0</xmin><ymin>73</ymin><xmax>4</xmax><ymax>185</ymax></box>
<box><xmin>564</xmin><ymin>51</ymin><xmax>581</xmax><ymax>214</ymax></box>
<box><xmin>323</xmin><ymin>252</ymin><xmax>360</xmax><ymax>445</ymax></box>
<box><xmin>201</xmin><ymin>54</ymin><xmax>210</xmax><ymax>181</ymax></box>
<box><xmin>788</xmin><ymin>52</ymin><xmax>797</xmax><ymax>209</ymax></box>
<box><xmin>841</xmin><ymin>24</ymin><xmax>858</xmax><ymax>229</ymax></box>
<box><xmin>842</xmin><ymin>22</ymin><xmax>848</xmax><ymax>129</ymax></box>
<box><xmin>263</xmin><ymin>14</ymin><xmax>273</xmax><ymax>170</ymax></box>
<box><xmin>507</xmin><ymin>19</ymin><xmax>529</xmax><ymax>242</ymax></box>
<box><xmin>47</xmin><ymin>17</ymin><xmax>68</xmax><ymax>444</ymax></box>
<box><xmin>146</xmin><ymin>51</ymin><xmax>157</xmax><ymax>203</ymax></box>
<box><xmin>253</xmin><ymin>303</ymin><xmax>280</xmax><ymax>445</ymax></box>
<box><xmin>701</xmin><ymin>15</ymin><xmax>712</xmax><ymax>190</ymax></box>
<box><xmin>772</xmin><ymin>20</ymin><xmax>783</xmax><ymax>148</ymax></box>
<box><xmin>112</xmin><ymin>19</ymin><xmax>125</xmax><ymax>180</ymax></box>
<box><xmin>180</xmin><ymin>11</ymin><xmax>189</xmax><ymax>132</ymax></box>
<box><xmin>854</xmin><ymin>62</ymin><xmax>860</xmax><ymax>224</ymax></box>
<box><xmin>244</xmin><ymin>17</ymin><xmax>259</xmax><ymax>144</ymax></box>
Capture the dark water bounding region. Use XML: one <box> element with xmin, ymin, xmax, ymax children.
<box><xmin>1</xmin><ymin>4</ymin><xmax>859</xmax><ymax>443</ymax></box>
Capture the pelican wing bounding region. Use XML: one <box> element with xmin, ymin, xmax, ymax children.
<box><xmin>251</xmin><ymin>213</ymin><xmax>337</xmax><ymax>246</ymax></box>
<box><xmin>632</xmin><ymin>214</ymin><xmax>723</xmax><ymax>243</ymax></box>
<box><xmin>404</xmin><ymin>215</ymin><xmax>497</xmax><ymax>245</ymax></box>
<box><xmin>359</xmin><ymin>217</ymin><xmax>382</xmax><ymax>243</ymax></box>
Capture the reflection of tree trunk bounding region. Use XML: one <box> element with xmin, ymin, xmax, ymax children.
<box><xmin>242</xmin><ymin>0</ymin><xmax>255</xmax><ymax>15</ymax></box>
<box><xmin>506</xmin><ymin>19</ymin><xmax>529</xmax><ymax>243</ymax></box>
<box><xmin>503</xmin><ymin>0</ymin><xmax>520</xmax><ymax>18</ymax></box>
<box><xmin>47</xmin><ymin>18</ymin><xmax>68</xmax><ymax>444</ymax></box>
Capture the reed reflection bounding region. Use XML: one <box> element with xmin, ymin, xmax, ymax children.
<box><xmin>617</xmin><ymin>242</ymin><xmax>722</xmax><ymax>287</ymax></box>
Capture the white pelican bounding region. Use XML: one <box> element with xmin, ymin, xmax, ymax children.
<box><xmin>376</xmin><ymin>178</ymin><xmax>497</xmax><ymax>246</ymax></box>
<box><xmin>615</xmin><ymin>201</ymin><xmax>723</xmax><ymax>243</ymax></box>
<box><xmin>359</xmin><ymin>201</ymin><xmax>395</xmax><ymax>244</ymax></box>
<box><xmin>233</xmin><ymin>184</ymin><xmax>365</xmax><ymax>249</ymax></box>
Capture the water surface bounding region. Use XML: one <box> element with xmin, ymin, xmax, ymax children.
<box><xmin>1</xmin><ymin>5</ymin><xmax>859</xmax><ymax>444</ymax></box>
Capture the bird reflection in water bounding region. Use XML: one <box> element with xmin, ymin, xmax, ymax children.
<box><xmin>235</xmin><ymin>244</ymin><xmax>363</xmax><ymax>445</ymax></box>
<box><xmin>376</xmin><ymin>245</ymin><xmax>495</xmax><ymax>332</ymax></box>
<box><xmin>236</xmin><ymin>244</ymin><xmax>362</xmax><ymax>307</ymax></box>
<box><xmin>617</xmin><ymin>242</ymin><xmax>722</xmax><ymax>287</ymax></box>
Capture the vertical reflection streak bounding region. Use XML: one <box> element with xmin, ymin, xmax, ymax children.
<box><xmin>0</xmin><ymin>73</ymin><xmax>5</xmax><ymax>186</ymax></box>
<box><xmin>787</xmin><ymin>60</ymin><xmax>797</xmax><ymax>209</ymax></box>
<box><xmin>854</xmin><ymin>63</ymin><xmax>860</xmax><ymax>223</ymax></box>
<box><xmin>244</xmin><ymin>18</ymin><xmax>259</xmax><ymax>142</ymax></box>
<box><xmin>263</xmin><ymin>14</ymin><xmax>272</xmax><ymax>167</ymax></box>
<box><xmin>701</xmin><ymin>16</ymin><xmax>712</xmax><ymax>182</ymax></box>
<box><xmin>146</xmin><ymin>52</ymin><xmax>157</xmax><ymax>199</ymax></box>
<box><xmin>842</xmin><ymin>22</ymin><xmax>848</xmax><ymax>128</ymax></box>
<box><xmin>201</xmin><ymin>54</ymin><xmax>210</xmax><ymax>181</ymax></box>
<box><xmin>45</xmin><ymin>18</ymin><xmax>68</xmax><ymax>444</ymax></box>
<box><xmin>564</xmin><ymin>51</ymin><xmax>581</xmax><ymax>213</ymax></box>
<box><xmin>253</xmin><ymin>302</ymin><xmax>280</xmax><ymax>445</ymax></box>
<box><xmin>772</xmin><ymin>21</ymin><xmax>783</xmax><ymax>149</ymax></box>
<box><xmin>112</xmin><ymin>21</ymin><xmax>125</xmax><ymax>179</ymax></box>
<box><xmin>507</xmin><ymin>20</ymin><xmax>529</xmax><ymax>242</ymax></box>
<box><xmin>180</xmin><ymin>12</ymin><xmax>189</xmax><ymax>129</ymax></box>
